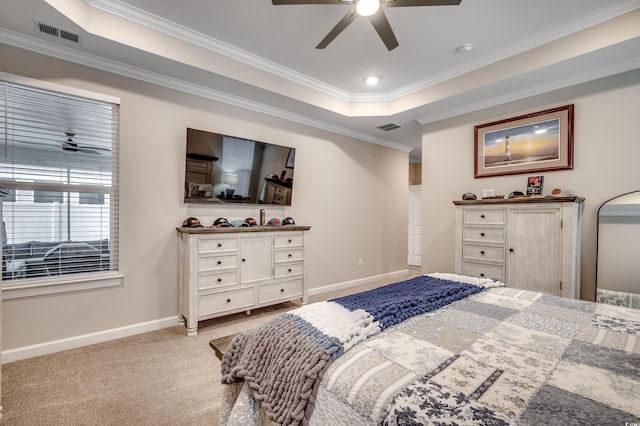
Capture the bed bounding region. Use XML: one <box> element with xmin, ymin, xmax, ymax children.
<box><xmin>219</xmin><ymin>273</ymin><xmax>640</xmax><ymax>425</ymax></box>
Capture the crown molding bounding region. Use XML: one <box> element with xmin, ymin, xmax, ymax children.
<box><xmin>386</xmin><ymin>0</ymin><xmax>640</xmax><ymax>101</ymax></box>
<box><xmin>86</xmin><ymin>0</ymin><xmax>353</xmax><ymax>102</ymax></box>
<box><xmin>0</xmin><ymin>28</ymin><xmax>411</xmax><ymax>153</ymax></box>
<box><xmin>87</xmin><ymin>0</ymin><xmax>640</xmax><ymax>104</ymax></box>
<box><xmin>416</xmin><ymin>53</ymin><xmax>640</xmax><ymax>125</ymax></box>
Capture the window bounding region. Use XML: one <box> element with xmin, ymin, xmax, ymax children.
<box><xmin>0</xmin><ymin>75</ymin><xmax>120</xmax><ymax>296</ymax></box>
<box><xmin>221</xmin><ymin>136</ymin><xmax>255</xmax><ymax>198</ymax></box>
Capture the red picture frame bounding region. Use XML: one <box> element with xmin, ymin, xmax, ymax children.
<box><xmin>474</xmin><ymin>105</ymin><xmax>574</xmax><ymax>178</ymax></box>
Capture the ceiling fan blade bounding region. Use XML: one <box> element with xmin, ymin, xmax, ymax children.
<box><xmin>316</xmin><ymin>9</ymin><xmax>358</xmax><ymax>49</ymax></box>
<box><xmin>369</xmin><ymin>10</ymin><xmax>399</xmax><ymax>51</ymax></box>
<box><xmin>383</xmin><ymin>0</ymin><xmax>461</xmax><ymax>7</ymax></box>
<box><xmin>78</xmin><ymin>148</ymin><xmax>102</xmax><ymax>155</ymax></box>
<box><xmin>272</xmin><ymin>0</ymin><xmax>347</xmax><ymax>4</ymax></box>
<box><xmin>62</xmin><ymin>139</ymin><xmax>111</xmax><ymax>154</ymax></box>
<box><xmin>62</xmin><ymin>141</ymin><xmax>79</xmax><ymax>152</ymax></box>
<box><xmin>86</xmin><ymin>147</ymin><xmax>112</xmax><ymax>153</ymax></box>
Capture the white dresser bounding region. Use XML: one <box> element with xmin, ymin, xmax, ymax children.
<box><xmin>263</xmin><ymin>180</ymin><xmax>292</xmax><ymax>205</ymax></box>
<box><xmin>454</xmin><ymin>197</ymin><xmax>584</xmax><ymax>298</ymax></box>
<box><xmin>177</xmin><ymin>225</ymin><xmax>310</xmax><ymax>335</ymax></box>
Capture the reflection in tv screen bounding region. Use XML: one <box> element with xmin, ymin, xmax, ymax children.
<box><xmin>184</xmin><ymin>128</ymin><xmax>295</xmax><ymax>205</ymax></box>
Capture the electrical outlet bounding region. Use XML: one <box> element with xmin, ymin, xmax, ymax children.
<box><xmin>358</xmin><ymin>258</ymin><xmax>363</xmax><ymax>266</ymax></box>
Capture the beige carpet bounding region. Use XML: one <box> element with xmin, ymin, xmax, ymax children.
<box><xmin>2</xmin><ymin>268</ymin><xmax>419</xmax><ymax>425</ymax></box>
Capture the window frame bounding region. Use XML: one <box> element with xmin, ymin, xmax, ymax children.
<box><xmin>0</xmin><ymin>71</ymin><xmax>122</xmax><ymax>299</ymax></box>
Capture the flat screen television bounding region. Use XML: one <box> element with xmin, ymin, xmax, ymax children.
<box><xmin>184</xmin><ymin>128</ymin><xmax>295</xmax><ymax>205</ymax></box>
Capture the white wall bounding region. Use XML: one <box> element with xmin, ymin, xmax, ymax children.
<box><xmin>421</xmin><ymin>69</ymin><xmax>640</xmax><ymax>301</ymax></box>
<box><xmin>0</xmin><ymin>45</ymin><xmax>409</xmax><ymax>354</ymax></box>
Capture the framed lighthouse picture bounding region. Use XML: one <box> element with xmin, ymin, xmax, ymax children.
<box><xmin>474</xmin><ymin>104</ymin><xmax>574</xmax><ymax>178</ymax></box>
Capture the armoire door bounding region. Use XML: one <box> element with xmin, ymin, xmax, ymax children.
<box><xmin>508</xmin><ymin>208</ymin><xmax>562</xmax><ymax>295</ymax></box>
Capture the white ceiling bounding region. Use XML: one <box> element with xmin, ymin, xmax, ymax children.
<box><xmin>1</xmin><ymin>0</ymin><xmax>639</xmax><ymax>162</ymax></box>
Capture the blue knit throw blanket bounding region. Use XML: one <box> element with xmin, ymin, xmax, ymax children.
<box><xmin>331</xmin><ymin>275</ymin><xmax>484</xmax><ymax>330</ymax></box>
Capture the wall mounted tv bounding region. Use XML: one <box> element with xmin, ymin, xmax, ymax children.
<box><xmin>184</xmin><ymin>128</ymin><xmax>295</xmax><ymax>205</ymax></box>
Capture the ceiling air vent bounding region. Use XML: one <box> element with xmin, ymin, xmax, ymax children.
<box><xmin>377</xmin><ymin>123</ymin><xmax>402</xmax><ymax>132</ymax></box>
<box><xmin>60</xmin><ymin>29</ymin><xmax>80</xmax><ymax>44</ymax></box>
<box><xmin>34</xmin><ymin>21</ymin><xmax>81</xmax><ymax>44</ymax></box>
<box><xmin>37</xmin><ymin>22</ymin><xmax>59</xmax><ymax>37</ymax></box>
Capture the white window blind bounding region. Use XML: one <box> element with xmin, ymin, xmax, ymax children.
<box><xmin>0</xmin><ymin>79</ymin><xmax>119</xmax><ymax>284</ymax></box>
<box><xmin>221</xmin><ymin>136</ymin><xmax>255</xmax><ymax>198</ymax></box>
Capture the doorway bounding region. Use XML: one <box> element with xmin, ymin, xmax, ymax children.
<box><xmin>408</xmin><ymin>185</ymin><xmax>422</xmax><ymax>266</ymax></box>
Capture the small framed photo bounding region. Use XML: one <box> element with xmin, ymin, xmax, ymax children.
<box><xmin>474</xmin><ymin>105</ymin><xmax>574</xmax><ymax>178</ymax></box>
<box><xmin>526</xmin><ymin>175</ymin><xmax>544</xmax><ymax>196</ymax></box>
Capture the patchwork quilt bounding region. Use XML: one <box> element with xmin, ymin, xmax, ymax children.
<box><xmin>220</xmin><ymin>273</ymin><xmax>501</xmax><ymax>425</ymax></box>
<box><xmin>221</xmin><ymin>277</ymin><xmax>640</xmax><ymax>426</ymax></box>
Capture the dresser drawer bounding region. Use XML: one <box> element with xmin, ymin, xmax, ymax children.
<box><xmin>199</xmin><ymin>237</ymin><xmax>238</xmax><ymax>253</ymax></box>
<box><xmin>272</xmin><ymin>186</ymin><xmax>289</xmax><ymax>204</ymax></box>
<box><xmin>186</xmin><ymin>159</ymin><xmax>210</xmax><ymax>172</ymax></box>
<box><xmin>462</xmin><ymin>227</ymin><xmax>505</xmax><ymax>243</ymax></box>
<box><xmin>273</xmin><ymin>193</ymin><xmax>287</xmax><ymax>204</ymax></box>
<box><xmin>199</xmin><ymin>253</ymin><xmax>238</xmax><ymax>271</ymax></box>
<box><xmin>259</xmin><ymin>279</ymin><xmax>303</xmax><ymax>304</ymax></box>
<box><xmin>274</xmin><ymin>262</ymin><xmax>303</xmax><ymax>279</ymax></box>
<box><xmin>198</xmin><ymin>287</ymin><xmax>255</xmax><ymax>316</ymax></box>
<box><xmin>275</xmin><ymin>248</ymin><xmax>303</xmax><ymax>263</ymax></box>
<box><xmin>274</xmin><ymin>233</ymin><xmax>303</xmax><ymax>248</ymax></box>
<box><xmin>462</xmin><ymin>244</ymin><xmax>505</xmax><ymax>262</ymax></box>
<box><xmin>462</xmin><ymin>261</ymin><xmax>505</xmax><ymax>282</ymax></box>
<box><xmin>463</xmin><ymin>209</ymin><xmax>505</xmax><ymax>225</ymax></box>
<box><xmin>198</xmin><ymin>270</ymin><xmax>238</xmax><ymax>290</ymax></box>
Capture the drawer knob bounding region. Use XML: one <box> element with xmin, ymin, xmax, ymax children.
<box><xmin>288</xmin><ymin>253</ymin><xmax>292</xmax><ymax>258</ymax></box>
<box><xmin>288</xmin><ymin>239</ymin><xmax>292</xmax><ymax>243</ymax></box>
<box><xmin>480</xmin><ymin>273</ymin><xmax>485</xmax><ymax>277</ymax></box>
<box><xmin>217</xmin><ymin>243</ymin><xmax>222</xmax><ymax>248</ymax></box>
<box><xmin>242</xmin><ymin>258</ymin><xmax>246</xmax><ymax>262</ymax></box>
<box><xmin>288</xmin><ymin>268</ymin><xmax>292</xmax><ymax>272</ymax></box>
<box><xmin>217</xmin><ymin>260</ymin><xmax>222</xmax><ymax>265</ymax></box>
<box><xmin>510</xmin><ymin>248</ymin><xmax>514</xmax><ymax>252</ymax></box>
<box><xmin>480</xmin><ymin>232</ymin><xmax>485</xmax><ymax>237</ymax></box>
<box><xmin>226</xmin><ymin>298</ymin><xmax>231</xmax><ymax>303</ymax></box>
<box><xmin>217</xmin><ymin>278</ymin><xmax>222</xmax><ymax>282</ymax></box>
<box><xmin>480</xmin><ymin>214</ymin><xmax>485</xmax><ymax>219</ymax></box>
<box><xmin>480</xmin><ymin>251</ymin><xmax>485</xmax><ymax>255</ymax></box>
<box><xmin>280</xmin><ymin>288</ymin><xmax>285</xmax><ymax>293</ymax></box>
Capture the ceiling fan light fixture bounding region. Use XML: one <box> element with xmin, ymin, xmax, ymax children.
<box><xmin>274</xmin><ymin>0</ymin><xmax>461</xmax><ymax>50</ymax></box>
<box><xmin>356</xmin><ymin>0</ymin><xmax>380</xmax><ymax>17</ymax></box>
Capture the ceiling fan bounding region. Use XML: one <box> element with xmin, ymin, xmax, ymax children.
<box><xmin>272</xmin><ymin>0</ymin><xmax>462</xmax><ymax>51</ymax></box>
<box><xmin>62</xmin><ymin>131</ymin><xmax>111</xmax><ymax>155</ymax></box>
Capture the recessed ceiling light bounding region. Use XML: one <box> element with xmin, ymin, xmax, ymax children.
<box><xmin>365</xmin><ymin>75</ymin><xmax>380</xmax><ymax>86</ymax></box>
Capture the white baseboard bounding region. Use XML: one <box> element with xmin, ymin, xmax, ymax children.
<box><xmin>2</xmin><ymin>270</ymin><xmax>411</xmax><ymax>364</ymax></box>
<box><xmin>307</xmin><ymin>269</ymin><xmax>409</xmax><ymax>298</ymax></box>
<box><xmin>1</xmin><ymin>316</ymin><xmax>180</xmax><ymax>364</ymax></box>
